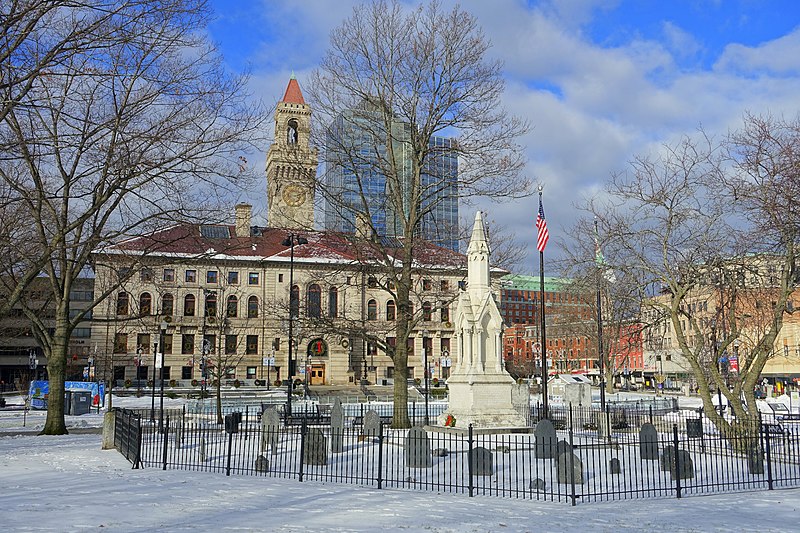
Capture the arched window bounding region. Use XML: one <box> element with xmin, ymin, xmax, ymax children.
<box><xmin>289</xmin><ymin>285</ymin><xmax>300</xmax><ymax>318</ymax></box>
<box><xmin>328</xmin><ymin>287</ymin><xmax>338</xmax><ymax>318</ymax></box>
<box><xmin>386</xmin><ymin>300</ymin><xmax>396</xmax><ymax>321</ymax></box>
<box><xmin>116</xmin><ymin>292</ymin><xmax>129</xmax><ymax>315</ymax></box>
<box><xmin>422</xmin><ymin>302</ymin><xmax>432</xmax><ymax>321</ymax></box>
<box><xmin>307</xmin><ymin>284</ymin><xmax>321</xmax><ymax>318</ymax></box>
<box><xmin>161</xmin><ymin>294</ymin><xmax>174</xmax><ymax>316</ymax></box>
<box><xmin>441</xmin><ymin>304</ymin><xmax>450</xmax><ymax>323</ymax></box>
<box><xmin>226</xmin><ymin>295</ymin><xmax>238</xmax><ymax>318</ymax></box>
<box><xmin>205</xmin><ymin>292</ymin><xmax>217</xmax><ymax>317</ymax></box>
<box><xmin>139</xmin><ymin>292</ymin><xmax>151</xmax><ymax>315</ymax></box>
<box><xmin>184</xmin><ymin>294</ymin><xmax>195</xmax><ymax>316</ymax></box>
<box><xmin>287</xmin><ymin>118</ymin><xmax>298</xmax><ymax>144</ymax></box>
<box><xmin>367</xmin><ymin>299</ymin><xmax>377</xmax><ymax>321</ymax></box>
<box><xmin>247</xmin><ymin>295</ymin><xmax>259</xmax><ymax>318</ymax></box>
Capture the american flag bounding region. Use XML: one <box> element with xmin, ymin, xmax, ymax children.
<box><xmin>536</xmin><ymin>197</ymin><xmax>549</xmax><ymax>252</ymax></box>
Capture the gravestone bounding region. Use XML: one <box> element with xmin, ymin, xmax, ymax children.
<box><xmin>496</xmin><ymin>445</ymin><xmax>511</xmax><ymax>454</ymax></box>
<box><xmin>639</xmin><ymin>423</ymin><xmax>659</xmax><ymax>461</ymax></box>
<box><xmin>530</xmin><ymin>478</ymin><xmax>546</xmax><ymax>492</ymax></box>
<box><xmin>330</xmin><ymin>399</ymin><xmax>344</xmax><ymax>454</ymax></box>
<box><xmin>261</xmin><ymin>408</ymin><xmax>280</xmax><ymax>455</ymax></box>
<box><xmin>557</xmin><ymin>452</ymin><xmax>584</xmax><ymax>485</ymax></box>
<box><xmin>747</xmin><ymin>446</ymin><xmax>764</xmax><ymax>475</ymax></box>
<box><xmin>174</xmin><ymin>420</ymin><xmax>183</xmax><ymax>449</ymax></box>
<box><xmin>556</xmin><ymin>440</ymin><xmax>572</xmax><ymax>457</ymax></box>
<box><xmin>254</xmin><ymin>455</ymin><xmax>269</xmax><ymax>473</ymax></box>
<box><xmin>433</xmin><ymin>448</ymin><xmax>449</xmax><ymax>457</ymax></box>
<box><xmin>199</xmin><ymin>436</ymin><xmax>207</xmax><ymax>462</ymax></box>
<box><xmin>534</xmin><ymin>419</ymin><xmax>557</xmax><ymax>459</ymax></box>
<box><xmin>686</xmin><ymin>418</ymin><xmax>703</xmax><ymax>438</ymax></box>
<box><xmin>659</xmin><ymin>445</ymin><xmax>676</xmax><ymax>472</ymax></box>
<box><xmin>303</xmin><ymin>428</ymin><xmax>328</xmax><ymax>466</ymax></box>
<box><xmin>609</xmin><ymin>457</ymin><xmax>622</xmax><ymax>475</ymax></box>
<box><xmin>405</xmin><ymin>427</ymin><xmax>432</xmax><ymax>468</ymax></box>
<box><xmin>362</xmin><ymin>410</ymin><xmax>381</xmax><ymax>438</ymax></box>
<box><xmin>672</xmin><ymin>450</ymin><xmax>694</xmax><ymax>480</ymax></box>
<box><xmin>469</xmin><ymin>446</ymin><xmax>494</xmax><ymax>476</ymax></box>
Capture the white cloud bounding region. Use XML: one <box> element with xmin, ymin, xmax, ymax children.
<box><xmin>715</xmin><ymin>28</ymin><xmax>800</xmax><ymax>75</ymax></box>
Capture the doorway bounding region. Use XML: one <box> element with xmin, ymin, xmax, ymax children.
<box><xmin>310</xmin><ymin>364</ymin><xmax>325</xmax><ymax>385</ymax></box>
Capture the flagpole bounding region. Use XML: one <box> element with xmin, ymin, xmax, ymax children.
<box><xmin>595</xmin><ymin>217</ymin><xmax>606</xmax><ymax>413</ymax></box>
<box><xmin>538</xmin><ymin>187</ymin><xmax>548</xmax><ymax>417</ymax></box>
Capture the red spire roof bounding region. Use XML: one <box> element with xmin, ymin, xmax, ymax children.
<box><xmin>282</xmin><ymin>74</ymin><xmax>305</xmax><ymax>104</ymax></box>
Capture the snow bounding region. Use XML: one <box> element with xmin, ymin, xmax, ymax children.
<box><xmin>1</xmin><ymin>395</ymin><xmax>799</xmax><ymax>532</ymax></box>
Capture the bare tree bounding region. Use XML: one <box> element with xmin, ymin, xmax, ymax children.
<box><xmin>579</xmin><ymin>114</ymin><xmax>800</xmax><ymax>437</ymax></box>
<box><xmin>308</xmin><ymin>0</ymin><xmax>529</xmax><ymax>427</ymax></box>
<box><xmin>0</xmin><ymin>0</ymin><xmax>265</xmax><ymax>434</ymax></box>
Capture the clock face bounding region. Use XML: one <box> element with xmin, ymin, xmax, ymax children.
<box><xmin>282</xmin><ymin>184</ymin><xmax>306</xmax><ymax>207</ymax></box>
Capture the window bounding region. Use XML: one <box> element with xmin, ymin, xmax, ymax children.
<box><xmin>228</xmin><ymin>271</ymin><xmax>239</xmax><ymax>285</ymax></box>
<box><xmin>367</xmin><ymin>341</ymin><xmax>378</xmax><ymax>356</ymax></box>
<box><xmin>440</xmin><ymin>337</ymin><xmax>451</xmax><ymax>354</ymax></box>
<box><xmin>386</xmin><ymin>300</ymin><xmax>396</xmax><ymax>321</ymax></box>
<box><xmin>248</xmin><ymin>272</ymin><xmax>259</xmax><ymax>285</ymax></box>
<box><xmin>182</xmin><ymin>334</ymin><xmax>194</xmax><ymax>355</ymax></box>
<box><xmin>71</xmin><ymin>328</ymin><xmax>92</xmax><ymax>338</ymax></box>
<box><xmin>161</xmin><ymin>294</ymin><xmax>174</xmax><ymax>316</ymax></box>
<box><xmin>114</xmin><ymin>366</ymin><xmax>126</xmax><ymax>381</ymax></box>
<box><xmin>116</xmin><ymin>292</ymin><xmax>129</xmax><ymax>315</ymax></box>
<box><xmin>367</xmin><ymin>299</ymin><xmax>377</xmax><ymax>320</ymax></box>
<box><xmin>440</xmin><ymin>280</ymin><xmax>449</xmax><ymax>291</ymax></box>
<box><xmin>225</xmin><ymin>366</ymin><xmax>236</xmax><ymax>379</ymax></box>
<box><xmin>290</xmin><ymin>285</ymin><xmax>300</xmax><ymax>318</ymax></box>
<box><xmin>163</xmin><ymin>268</ymin><xmax>175</xmax><ymax>282</ymax></box>
<box><xmin>137</xmin><ymin>334</ymin><xmax>151</xmax><ymax>353</ymax></box>
<box><xmin>278</xmin><ymin>273</ymin><xmax>284</xmax><ymax>283</ymax></box>
<box><xmin>140</xmin><ymin>268</ymin><xmax>154</xmax><ymax>282</ymax></box>
<box><xmin>161</xmin><ymin>367</ymin><xmax>171</xmax><ymax>380</ymax></box>
<box><xmin>422</xmin><ymin>279</ymin><xmax>432</xmax><ymax>291</ymax></box>
<box><xmin>328</xmin><ymin>287</ymin><xmax>338</xmax><ymax>318</ymax></box>
<box><xmin>441</xmin><ymin>304</ymin><xmax>450</xmax><ymax>323</ymax></box>
<box><xmin>248</xmin><ymin>296</ymin><xmax>259</xmax><ymax>318</ymax></box>
<box><xmin>139</xmin><ymin>292</ymin><xmax>151</xmax><ymax>315</ymax></box>
<box><xmin>185</xmin><ymin>269</ymin><xmax>197</xmax><ymax>283</ymax></box>
<box><xmin>272</xmin><ymin>337</ymin><xmax>281</xmax><ymax>351</ymax></box>
<box><xmin>422</xmin><ymin>302</ymin><xmax>432</xmax><ymax>321</ymax></box>
<box><xmin>225</xmin><ymin>334</ymin><xmax>237</xmax><ymax>355</ymax></box>
<box><xmin>203</xmin><ymin>334</ymin><xmax>215</xmax><ymax>354</ymax></box>
<box><xmin>246</xmin><ymin>366</ymin><xmax>257</xmax><ymax>379</ymax></box>
<box><xmin>137</xmin><ymin>366</ymin><xmax>148</xmax><ymax>380</ymax></box>
<box><xmin>206</xmin><ymin>271</ymin><xmax>218</xmax><ymax>284</ymax></box>
<box><xmin>458</xmin><ymin>280</ymin><xmax>466</xmax><ymax>290</ymax></box>
<box><xmin>113</xmin><ymin>333</ymin><xmax>128</xmax><ymax>354</ymax></box>
<box><xmin>367</xmin><ymin>276</ymin><xmax>377</xmax><ymax>288</ymax></box>
<box><xmin>307</xmin><ymin>284</ymin><xmax>321</xmax><ymax>318</ymax></box>
<box><xmin>407</xmin><ymin>337</ymin><xmax>415</xmax><ymax>357</ymax></box>
<box><xmin>163</xmin><ymin>334</ymin><xmax>173</xmax><ymax>354</ymax></box>
<box><xmin>181</xmin><ymin>366</ymin><xmax>192</xmax><ymax>379</ymax></box>
<box><xmin>246</xmin><ymin>335</ymin><xmax>258</xmax><ymax>355</ymax></box>
<box><xmin>205</xmin><ymin>292</ymin><xmax>217</xmax><ymax>317</ymax></box>
<box><xmin>184</xmin><ymin>294</ymin><xmax>196</xmax><ymax>316</ymax></box>
<box><xmin>226</xmin><ymin>295</ymin><xmax>238</xmax><ymax>317</ymax></box>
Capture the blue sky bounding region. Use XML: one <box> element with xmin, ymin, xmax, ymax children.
<box><xmin>206</xmin><ymin>0</ymin><xmax>800</xmax><ymax>274</ymax></box>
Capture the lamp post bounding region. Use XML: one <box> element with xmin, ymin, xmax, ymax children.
<box><xmin>158</xmin><ymin>320</ymin><xmax>167</xmax><ymax>431</ymax></box>
<box><xmin>282</xmin><ymin>233</ymin><xmax>308</xmax><ymax>421</ymax></box>
<box><xmin>135</xmin><ymin>345</ymin><xmax>143</xmax><ymax>396</ymax></box>
<box><xmin>151</xmin><ymin>340</ymin><xmax>157</xmax><ymax>424</ymax></box>
<box><xmin>422</xmin><ymin>330</ymin><xmax>430</xmax><ymax>426</ymax></box>
<box><xmin>201</xmin><ymin>338</ymin><xmax>211</xmax><ymax>399</ymax></box>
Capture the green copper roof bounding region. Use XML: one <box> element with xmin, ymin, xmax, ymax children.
<box><xmin>500</xmin><ymin>274</ymin><xmax>572</xmax><ymax>292</ymax></box>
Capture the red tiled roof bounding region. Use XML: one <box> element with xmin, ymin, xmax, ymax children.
<box><xmin>282</xmin><ymin>78</ymin><xmax>305</xmax><ymax>104</ymax></box>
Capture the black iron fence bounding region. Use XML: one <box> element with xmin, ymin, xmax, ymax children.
<box><xmin>112</xmin><ymin>404</ymin><xmax>800</xmax><ymax>504</ymax></box>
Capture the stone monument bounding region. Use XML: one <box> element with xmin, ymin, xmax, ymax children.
<box><xmin>438</xmin><ymin>211</ymin><xmax>528</xmax><ymax>428</ymax></box>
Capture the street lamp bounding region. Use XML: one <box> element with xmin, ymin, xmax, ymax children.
<box><xmin>159</xmin><ymin>320</ymin><xmax>167</xmax><ymax>431</ymax></box>
<box><xmin>151</xmin><ymin>340</ymin><xmax>158</xmax><ymax>424</ymax></box>
<box><xmin>282</xmin><ymin>233</ymin><xmax>308</xmax><ymax>421</ymax></box>
<box><xmin>422</xmin><ymin>330</ymin><xmax>430</xmax><ymax>426</ymax></box>
<box><xmin>201</xmin><ymin>337</ymin><xmax>211</xmax><ymax>399</ymax></box>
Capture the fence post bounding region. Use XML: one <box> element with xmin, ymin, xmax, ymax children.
<box><xmin>569</xmin><ymin>406</ymin><xmax>576</xmax><ymax>506</ymax></box>
<box><xmin>649</xmin><ymin>404</ymin><xmax>653</xmax><ymax>424</ymax></box>
<box><xmin>377</xmin><ymin>422</ymin><xmax>384</xmax><ymax>490</ymax></box>
<box><xmin>299</xmin><ymin>417</ymin><xmax>307</xmax><ymax>482</ymax></box>
<box><xmin>162</xmin><ymin>416</ymin><xmax>170</xmax><ymax>471</ymax></box>
<box><xmin>225</xmin><ymin>424</ymin><xmax>233</xmax><ymax>477</ymax></box>
<box><xmin>763</xmin><ymin>420</ymin><xmax>774</xmax><ymax>490</ymax></box>
<box><xmin>673</xmin><ymin>424</ymin><xmax>681</xmax><ymax>499</ymax></box>
<box><xmin>468</xmin><ymin>423</ymin><xmax>474</xmax><ymax>497</ymax></box>
<box><xmin>244</xmin><ymin>406</ymin><xmax>249</xmax><ymax>441</ymax></box>
<box><xmin>133</xmin><ymin>413</ymin><xmax>142</xmax><ymax>470</ymax></box>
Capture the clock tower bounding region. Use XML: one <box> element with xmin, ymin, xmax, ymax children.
<box><xmin>266</xmin><ymin>74</ymin><xmax>317</xmax><ymax>230</ymax></box>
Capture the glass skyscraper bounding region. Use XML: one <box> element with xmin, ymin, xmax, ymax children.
<box><xmin>323</xmin><ymin>105</ymin><xmax>459</xmax><ymax>251</ymax></box>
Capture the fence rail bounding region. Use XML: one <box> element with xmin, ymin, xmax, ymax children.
<box><xmin>111</xmin><ymin>403</ymin><xmax>800</xmax><ymax>505</ymax></box>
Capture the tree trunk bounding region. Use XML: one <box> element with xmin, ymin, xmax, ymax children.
<box><xmin>41</xmin><ymin>326</ymin><xmax>69</xmax><ymax>435</ymax></box>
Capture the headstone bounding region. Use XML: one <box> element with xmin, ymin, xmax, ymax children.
<box><xmin>673</xmin><ymin>450</ymin><xmax>694</xmax><ymax>480</ymax></box>
<box><xmin>199</xmin><ymin>437</ymin><xmax>207</xmax><ymax>462</ymax></box>
<box><xmin>405</xmin><ymin>427</ymin><xmax>432</xmax><ymax>468</ymax></box>
<box><xmin>686</xmin><ymin>418</ymin><xmax>703</xmax><ymax>438</ymax></box>
<box><xmin>362</xmin><ymin>410</ymin><xmax>381</xmax><ymax>438</ymax></box>
<box><xmin>639</xmin><ymin>423</ymin><xmax>659</xmax><ymax>461</ymax></box>
<box><xmin>433</xmin><ymin>447</ymin><xmax>449</xmax><ymax>457</ymax></box>
<box><xmin>530</xmin><ymin>478</ymin><xmax>546</xmax><ymax>492</ymax></box>
<box><xmin>659</xmin><ymin>445</ymin><xmax>676</xmax><ymax>472</ymax></box>
<box><xmin>330</xmin><ymin>399</ymin><xmax>344</xmax><ymax>454</ymax></box>
<box><xmin>254</xmin><ymin>455</ymin><xmax>269</xmax><ymax>473</ymax></box>
<box><xmin>469</xmin><ymin>447</ymin><xmax>493</xmax><ymax>476</ymax></box>
<box><xmin>747</xmin><ymin>446</ymin><xmax>764</xmax><ymax>475</ymax></box>
<box><xmin>556</xmin><ymin>440</ymin><xmax>572</xmax><ymax>457</ymax></box>
<box><xmin>261</xmin><ymin>408</ymin><xmax>280</xmax><ymax>455</ymax></box>
<box><xmin>557</xmin><ymin>452</ymin><xmax>584</xmax><ymax>485</ymax></box>
<box><xmin>303</xmin><ymin>428</ymin><xmax>328</xmax><ymax>466</ymax></box>
<box><xmin>174</xmin><ymin>421</ymin><xmax>183</xmax><ymax>449</ymax></box>
<box><xmin>534</xmin><ymin>419</ymin><xmax>557</xmax><ymax>459</ymax></box>
<box><xmin>496</xmin><ymin>445</ymin><xmax>511</xmax><ymax>454</ymax></box>
<box><xmin>609</xmin><ymin>457</ymin><xmax>621</xmax><ymax>475</ymax></box>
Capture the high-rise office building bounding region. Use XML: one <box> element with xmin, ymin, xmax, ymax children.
<box><xmin>323</xmin><ymin>103</ymin><xmax>459</xmax><ymax>251</ymax></box>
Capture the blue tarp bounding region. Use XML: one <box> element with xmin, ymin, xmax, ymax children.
<box><xmin>29</xmin><ymin>380</ymin><xmax>105</xmax><ymax>410</ymax></box>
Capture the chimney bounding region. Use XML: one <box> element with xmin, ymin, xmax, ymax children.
<box><xmin>235</xmin><ymin>203</ymin><xmax>252</xmax><ymax>238</ymax></box>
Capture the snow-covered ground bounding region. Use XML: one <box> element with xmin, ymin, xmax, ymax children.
<box><xmin>2</xmin><ymin>393</ymin><xmax>799</xmax><ymax>532</ymax></box>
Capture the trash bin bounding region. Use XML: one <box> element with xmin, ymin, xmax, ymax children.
<box><xmin>69</xmin><ymin>390</ymin><xmax>92</xmax><ymax>416</ymax></box>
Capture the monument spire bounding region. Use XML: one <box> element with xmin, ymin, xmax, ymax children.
<box><xmin>467</xmin><ymin>211</ymin><xmax>491</xmax><ymax>301</ymax></box>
